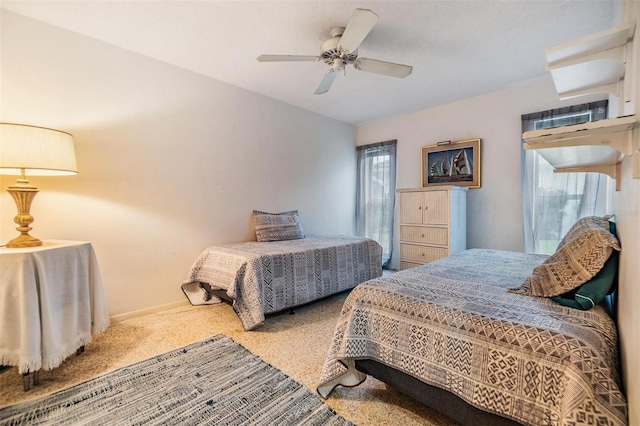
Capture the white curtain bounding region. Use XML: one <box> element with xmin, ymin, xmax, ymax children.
<box><xmin>521</xmin><ymin>100</ymin><xmax>612</xmax><ymax>254</ymax></box>
<box><xmin>356</xmin><ymin>140</ymin><xmax>397</xmax><ymax>268</ymax></box>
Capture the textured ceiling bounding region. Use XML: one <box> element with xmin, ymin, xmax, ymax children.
<box><xmin>0</xmin><ymin>1</ymin><xmax>620</xmax><ymax>124</ymax></box>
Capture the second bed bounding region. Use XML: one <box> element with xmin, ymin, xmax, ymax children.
<box><xmin>182</xmin><ymin>235</ymin><xmax>382</xmax><ymax>330</ymax></box>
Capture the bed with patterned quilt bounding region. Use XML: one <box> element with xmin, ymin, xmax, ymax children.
<box><xmin>317</xmin><ymin>246</ymin><xmax>627</xmax><ymax>426</ymax></box>
<box><xmin>182</xmin><ymin>235</ymin><xmax>382</xmax><ymax>330</ymax></box>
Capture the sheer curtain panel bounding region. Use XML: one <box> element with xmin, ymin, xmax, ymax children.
<box><xmin>356</xmin><ymin>140</ymin><xmax>397</xmax><ymax>268</ymax></box>
<box><xmin>521</xmin><ymin>100</ymin><xmax>613</xmax><ymax>254</ymax></box>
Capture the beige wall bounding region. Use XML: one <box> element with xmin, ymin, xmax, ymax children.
<box><xmin>614</xmin><ymin>159</ymin><xmax>639</xmax><ymax>425</ymax></box>
<box><xmin>0</xmin><ymin>11</ymin><xmax>357</xmax><ymax>316</ymax></box>
<box><xmin>614</xmin><ymin>2</ymin><xmax>640</xmax><ymax>423</ymax></box>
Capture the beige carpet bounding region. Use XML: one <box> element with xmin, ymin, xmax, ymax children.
<box><xmin>0</xmin><ymin>292</ymin><xmax>458</xmax><ymax>425</ymax></box>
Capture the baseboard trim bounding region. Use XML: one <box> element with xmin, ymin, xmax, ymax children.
<box><xmin>110</xmin><ymin>300</ymin><xmax>192</xmax><ymax>324</ymax></box>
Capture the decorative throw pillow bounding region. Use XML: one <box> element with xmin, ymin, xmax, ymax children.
<box><xmin>252</xmin><ymin>210</ymin><xmax>305</xmax><ymax>242</ymax></box>
<box><xmin>509</xmin><ymin>216</ymin><xmax>620</xmax><ymax>297</ymax></box>
<box><xmin>550</xmin><ymin>249</ymin><xmax>618</xmax><ymax>309</ymax></box>
<box><xmin>550</xmin><ymin>220</ymin><xmax>619</xmax><ymax>310</ymax></box>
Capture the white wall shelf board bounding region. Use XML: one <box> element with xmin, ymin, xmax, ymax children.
<box><xmin>523</xmin><ymin>115</ymin><xmax>637</xmax><ymax>189</ymax></box>
<box><xmin>545</xmin><ymin>22</ymin><xmax>635</xmax><ymax>98</ymax></box>
<box><xmin>546</xmin><ymin>22</ymin><xmax>635</xmax><ymax>65</ymax></box>
<box><xmin>523</xmin><ymin>115</ymin><xmax>636</xmax><ymax>153</ymax></box>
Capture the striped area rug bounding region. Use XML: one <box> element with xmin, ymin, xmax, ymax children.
<box><xmin>0</xmin><ymin>335</ymin><xmax>352</xmax><ymax>425</ymax></box>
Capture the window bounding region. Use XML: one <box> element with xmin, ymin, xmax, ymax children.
<box><xmin>521</xmin><ymin>100</ymin><xmax>612</xmax><ymax>254</ymax></box>
<box><xmin>356</xmin><ymin>140</ymin><xmax>397</xmax><ymax>267</ymax></box>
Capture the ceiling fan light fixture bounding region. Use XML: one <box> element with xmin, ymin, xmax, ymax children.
<box><xmin>257</xmin><ymin>8</ymin><xmax>413</xmax><ymax>94</ymax></box>
<box><xmin>331</xmin><ymin>58</ymin><xmax>345</xmax><ymax>71</ymax></box>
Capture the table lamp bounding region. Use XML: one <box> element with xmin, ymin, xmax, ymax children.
<box><xmin>0</xmin><ymin>123</ymin><xmax>78</xmax><ymax>248</ymax></box>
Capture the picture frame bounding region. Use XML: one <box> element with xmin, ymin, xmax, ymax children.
<box><xmin>421</xmin><ymin>138</ymin><xmax>481</xmax><ymax>188</ymax></box>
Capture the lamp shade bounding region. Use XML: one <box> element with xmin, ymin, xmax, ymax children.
<box><xmin>0</xmin><ymin>123</ymin><xmax>78</xmax><ymax>176</ymax></box>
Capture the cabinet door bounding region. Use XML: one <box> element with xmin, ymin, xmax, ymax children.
<box><xmin>399</xmin><ymin>191</ymin><xmax>425</xmax><ymax>224</ymax></box>
<box><xmin>422</xmin><ymin>190</ymin><xmax>450</xmax><ymax>225</ymax></box>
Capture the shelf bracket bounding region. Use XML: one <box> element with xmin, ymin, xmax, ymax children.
<box><xmin>553</xmin><ymin>163</ymin><xmax>621</xmax><ymax>191</ymax></box>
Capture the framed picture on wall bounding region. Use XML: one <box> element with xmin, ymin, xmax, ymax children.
<box><xmin>421</xmin><ymin>138</ymin><xmax>481</xmax><ymax>188</ymax></box>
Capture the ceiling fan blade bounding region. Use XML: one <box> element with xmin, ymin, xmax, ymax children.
<box><xmin>339</xmin><ymin>9</ymin><xmax>379</xmax><ymax>52</ymax></box>
<box><xmin>314</xmin><ymin>70</ymin><xmax>339</xmax><ymax>95</ymax></box>
<box><xmin>257</xmin><ymin>54</ymin><xmax>320</xmax><ymax>62</ymax></box>
<box><xmin>355</xmin><ymin>58</ymin><xmax>413</xmax><ymax>78</ymax></box>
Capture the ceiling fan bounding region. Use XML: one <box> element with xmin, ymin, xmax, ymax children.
<box><xmin>257</xmin><ymin>8</ymin><xmax>413</xmax><ymax>95</ymax></box>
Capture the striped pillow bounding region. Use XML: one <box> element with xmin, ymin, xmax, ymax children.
<box><xmin>253</xmin><ymin>210</ymin><xmax>305</xmax><ymax>242</ymax></box>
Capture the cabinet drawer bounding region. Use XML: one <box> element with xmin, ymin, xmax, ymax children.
<box><xmin>400</xmin><ymin>226</ymin><xmax>448</xmax><ymax>245</ymax></box>
<box><xmin>400</xmin><ymin>244</ymin><xmax>448</xmax><ymax>263</ymax></box>
<box><xmin>400</xmin><ymin>261</ymin><xmax>423</xmax><ymax>270</ymax></box>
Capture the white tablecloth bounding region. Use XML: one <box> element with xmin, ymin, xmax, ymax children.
<box><xmin>0</xmin><ymin>240</ymin><xmax>110</xmax><ymax>373</ymax></box>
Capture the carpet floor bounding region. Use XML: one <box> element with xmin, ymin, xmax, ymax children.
<box><xmin>0</xmin><ymin>292</ymin><xmax>458</xmax><ymax>426</ymax></box>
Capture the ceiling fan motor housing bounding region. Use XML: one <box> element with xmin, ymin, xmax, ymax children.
<box><xmin>320</xmin><ymin>27</ymin><xmax>358</xmax><ymax>66</ymax></box>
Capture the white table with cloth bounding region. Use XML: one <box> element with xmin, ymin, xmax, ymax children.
<box><xmin>0</xmin><ymin>240</ymin><xmax>109</xmax><ymax>389</ymax></box>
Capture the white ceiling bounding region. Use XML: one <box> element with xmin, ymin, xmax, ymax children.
<box><xmin>1</xmin><ymin>1</ymin><xmax>620</xmax><ymax>125</ymax></box>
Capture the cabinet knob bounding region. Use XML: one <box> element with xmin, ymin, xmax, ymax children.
<box><xmin>418</xmin><ymin>206</ymin><xmax>422</xmax><ymax>210</ymax></box>
<box><xmin>421</xmin><ymin>252</ymin><xmax>425</xmax><ymax>256</ymax></box>
<box><xmin>424</xmin><ymin>206</ymin><xmax>428</xmax><ymax>210</ymax></box>
<box><xmin>421</xmin><ymin>234</ymin><xmax>425</xmax><ymax>238</ymax></box>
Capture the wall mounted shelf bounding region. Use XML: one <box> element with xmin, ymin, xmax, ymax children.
<box><xmin>545</xmin><ymin>22</ymin><xmax>635</xmax><ymax>100</ymax></box>
<box><xmin>523</xmin><ymin>13</ymin><xmax>639</xmax><ymax>189</ymax></box>
<box><xmin>523</xmin><ymin>115</ymin><xmax>638</xmax><ymax>190</ymax></box>
<box><xmin>523</xmin><ymin>115</ymin><xmax>636</xmax><ymax>153</ymax></box>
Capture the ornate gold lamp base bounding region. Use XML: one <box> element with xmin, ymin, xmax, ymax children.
<box><xmin>6</xmin><ymin>184</ymin><xmax>42</xmax><ymax>248</ymax></box>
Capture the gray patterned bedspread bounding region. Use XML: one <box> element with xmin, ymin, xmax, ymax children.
<box><xmin>182</xmin><ymin>236</ymin><xmax>382</xmax><ymax>330</ymax></box>
<box><xmin>317</xmin><ymin>249</ymin><xmax>627</xmax><ymax>426</ymax></box>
